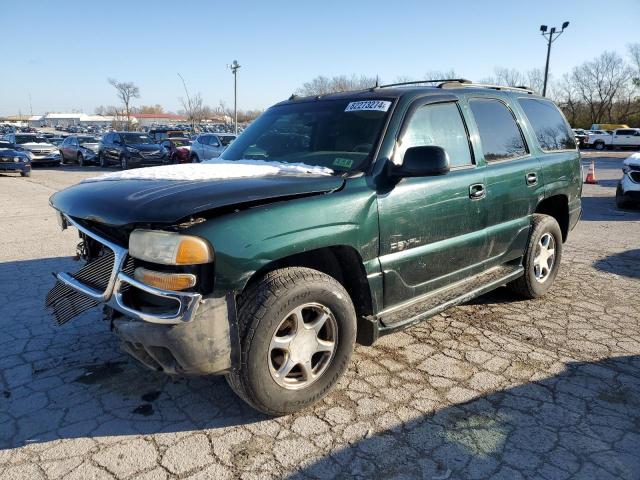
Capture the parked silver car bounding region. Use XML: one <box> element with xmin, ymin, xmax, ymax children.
<box><xmin>190</xmin><ymin>133</ymin><xmax>236</xmax><ymax>162</ymax></box>
<box><xmin>2</xmin><ymin>133</ymin><xmax>61</xmax><ymax>166</ymax></box>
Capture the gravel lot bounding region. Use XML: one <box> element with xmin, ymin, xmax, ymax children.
<box><xmin>1</xmin><ymin>154</ymin><xmax>639</xmax><ymax>479</ymax></box>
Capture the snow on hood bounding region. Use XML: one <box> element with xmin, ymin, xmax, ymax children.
<box><xmin>83</xmin><ymin>159</ymin><xmax>334</xmax><ymax>183</ymax></box>
<box><xmin>624</xmin><ymin>152</ymin><xmax>640</xmax><ymax>167</ymax></box>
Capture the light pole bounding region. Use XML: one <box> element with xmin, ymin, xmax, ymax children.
<box><xmin>540</xmin><ymin>21</ymin><xmax>569</xmax><ymax>97</ymax></box>
<box><xmin>227</xmin><ymin>60</ymin><xmax>241</xmax><ymax>134</ymax></box>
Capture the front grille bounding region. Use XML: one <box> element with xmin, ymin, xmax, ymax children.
<box><xmin>45</xmin><ymin>252</ymin><xmax>134</xmax><ymax>325</ymax></box>
<box><xmin>630</xmin><ymin>172</ymin><xmax>640</xmax><ymax>183</ymax></box>
<box><xmin>31</xmin><ymin>150</ymin><xmax>54</xmax><ymax>156</ymax></box>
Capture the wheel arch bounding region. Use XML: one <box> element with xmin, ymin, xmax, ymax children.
<box><xmin>240</xmin><ymin>245</ymin><xmax>376</xmax><ymax>345</ymax></box>
<box><xmin>535</xmin><ymin>194</ymin><xmax>569</xmax><ymax>242</ymax></box>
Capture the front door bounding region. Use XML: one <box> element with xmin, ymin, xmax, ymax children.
<box><xmin>377</xmin><ymin>100</ymin><xmax>487</xmax><ymax>308</ymax></box>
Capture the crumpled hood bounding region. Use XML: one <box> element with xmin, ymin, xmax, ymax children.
<box><xmin>49</xmin><ymin>161</ymin><xmax>343</xmax><ymax>227</ymax></box>
<box><xmin>624</xmin><ymin>152</ymin><xmax>640</xmax><ymax>168</ymax></box>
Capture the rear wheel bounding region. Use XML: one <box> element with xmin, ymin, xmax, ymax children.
<box><xmin>77</xmin><ymin>153</ymin><xmax>84</xmax><ymax>167</ymax></box>
<box><xmin>226</xmin><ymin>267</ymin><xmax>356</xmax><ymax>415</ymax></box>
<box><xmin>594</xmin><ymin>141</ymin><xmax>605</xmax><ymax>151</ymax></box>
<box><xmin>508</xmin><ymin>214</ymin><xmax>563</xmax><ymax>299</ymax></box>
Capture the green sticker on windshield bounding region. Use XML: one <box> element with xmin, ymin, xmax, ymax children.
<box><xmin>333</xmin><ymin>157</ymin><xmax>354</xmax><ymax>169</ymax></box>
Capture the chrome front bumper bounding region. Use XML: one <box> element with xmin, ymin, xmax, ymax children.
<box><xmin>56</xmin><ymin>214</ymin><xmax>201</xmax><ymax>325</ymax></box>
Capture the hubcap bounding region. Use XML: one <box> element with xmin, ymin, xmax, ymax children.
<box><xmin>268</xmin><ymin>303</ymin><xmax>337</xmax><ymax>390</ymax></box>
<box><xmin>533</xmin><ymin>233</ymin><xmax>556</xmax><ymax>283</ymax></box>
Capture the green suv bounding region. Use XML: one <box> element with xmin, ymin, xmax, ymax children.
<box><xmin>47</xmin><ymin>80</ymin><xmax>582</xmax><ymax>415</ymax></box>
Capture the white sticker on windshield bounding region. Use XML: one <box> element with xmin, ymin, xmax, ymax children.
<box><xmin>345</xmin><ymin>100</ymin><xmax>391</xmax><ymax>112</ymax></box>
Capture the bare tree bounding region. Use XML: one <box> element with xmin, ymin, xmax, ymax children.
<box><xmin>569</xmin><ymin>51</ymin><xmax>633</xmax><ymax>125</ymax></box>
<box><xmin>296</xmin><ymin>74</ymin><xmax>378</xmax><ymax>96</ymax></box>
<box><xmin>134</xmin><ymin>104</ymin><xmax>165</xmax><ymax>114</ymax></box>
<box><xmin>180</xmin><ymin>92</ymin><xmax>206</xmax><ymax>129</ymax></box>
<box><xmin>108</xmin><ymin>78</ymin><xmax>140</xmax><ymax>130</ymax></box>
<box><xmin>628</xmin><ymin>43</ymin><xmax>640</xmax><ymax>87</ymax></box>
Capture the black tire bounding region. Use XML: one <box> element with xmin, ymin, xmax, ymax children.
<box><xmin>226</xmin><ymin>267</ymin><xmax>357</xmax><ymax>416</ymax></box>
<box><xmin>20</xmin><ymin>170</ymin><xmax>31</xmax><ymax>177</ymax></box>
<box><xmin>191</xmin><ymin>153</ymin><xmax>200</xmax><ymax>163</ymax></box>
<box><xmin>77</xmin><ymin>153</ymin><xmax>84</xmax><ymax>167</ymax></box>
<box><xmin>120</xmin><ymin>154</ymin><xmax>128</xmax><ymax>170</ymax></box>
<box><xmin>616</xmin><ymin>183</ymin><xmax>630</xmax><ymax>209</ymax></box>
<box><xmin>59</xmin><ymin>152</ymin><xmax>65</xmax><ymax>165</ymax></box>
<box><xmin>99</xmin><ymin>152</ymin><xmax>108</xmax><ymax>168</ymax></box>
<box><xmin>594</xmin><ymin>141</ymin><xmax>604</xmax><ymax>151</ymax></box>
<box><xmin>507</xmin><ymin>214</ymin><xmax>563</xmax><ymax>299</ymax></box>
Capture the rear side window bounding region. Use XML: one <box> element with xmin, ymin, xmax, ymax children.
<box><xmin>469</xmin><ymin>98</ymin><xmax>528</xmax><ymax>162</ymax></box>
<box><xmin>401</xmin><ymin>102</ymin><xmax>473</xmax><ymax>168</ymax></box>
<box><xmin>518</xmin><ymin>98</ymin><xmax>576</xmax><ymax>151</ymax></box>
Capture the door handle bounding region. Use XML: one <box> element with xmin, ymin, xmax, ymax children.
<box><xmin>526</xmin><ymin>172</ymin><xmax>538</xmax><ymax>186</ymax></box>
<box><xmin>469</xmin><ymin>183</ymin><xmax>485</xmax><ymax>200</ymax></box>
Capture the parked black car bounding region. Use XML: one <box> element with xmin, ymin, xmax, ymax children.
<box><xmin>59</xmin><ymin>135</ymin><xmax>101</xmax><ymax>166</ymax></box>
<box><xmin>0</xmin><ymin>140</ymin><xmax>31</xmax><ymax>177</ymax></box>
<box><xmin>98</xmin><ymin>132</ymin><xmax>170</xmax><ymax>169</ymax></box>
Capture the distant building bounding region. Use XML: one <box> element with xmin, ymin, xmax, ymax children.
<box><xmin>132</xmin><ymin>113</ymin><xmax>187</xmax><ymax>127</ymax></box>
<box><xmin>31</xmin><ymin>113</ymin><xmax>123</xmax><ymax>128</ymax></box>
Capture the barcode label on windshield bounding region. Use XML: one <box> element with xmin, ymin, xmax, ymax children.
<box><xmin>345</xmin><ymin>100</ymin><xmax>391</xmax><ymax>112</ymax></box>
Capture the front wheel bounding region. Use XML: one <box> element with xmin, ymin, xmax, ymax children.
<box><xmin>507</xmin><ymin>214</ymin><xmax>563</xmax><ymax>299</ymax></box>
<box><xmin>594</xmin><ymin>142</ymin><xmax>605</xmax><ymax>151</ymax></box>
<box><xmin>77</xmin><ymin>153</ymin><xmax>84</xmax><ymax>167</ymax></box>
<box><xmin>120</xmin><ymin>154</ymin><xmax>129</xmax><ymax>170</ymax></box>
<box><xmin>99</xmin><ymin>152</ymin><xmax>108</xmax><ymax>168</ymax></box>
<box><xmin>226</xmin><ymin>267</ymin><xmax>356</xmax><ymax>416</ymax></box>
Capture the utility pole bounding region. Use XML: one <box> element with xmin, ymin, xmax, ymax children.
<box><xmin>540</xmin><ymin>21</ymin><xmax>570</xmax><ymax>97</ymax></box>
<box><xmin>227</xmin><ymin>60</ymin><xmax>241</xmax><ymax>135</ymax></box>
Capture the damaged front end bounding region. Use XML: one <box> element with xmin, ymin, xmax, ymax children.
<box><xmin>45</xmin><ymin>214</ymin><xmax>237</xmax><ymax>376</ymax></box>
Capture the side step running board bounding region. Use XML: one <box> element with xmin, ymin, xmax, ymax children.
<box><xmin>377</xmin><ymin>265</ymin><xmax>524</xmax><ymax>335</ymax></box>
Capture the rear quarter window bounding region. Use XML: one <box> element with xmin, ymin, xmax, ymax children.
<box><xmin>518</xmin><ymin>98</ymin><xmax>576</xmax><ymax>152</ymax></box>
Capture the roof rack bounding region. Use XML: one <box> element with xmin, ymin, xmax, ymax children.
<box><xmin>438</xmin><ymin>81</ymin><xmax>534</xmax><ymax>94</ymax></box>
<box><xmin>372</xmin><ymin>78</ymin><xmax>472</xmax><ymax>90</ymax></box>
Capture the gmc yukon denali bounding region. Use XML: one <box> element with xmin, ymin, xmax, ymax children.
<box><xmin>46</xmin><ymin>80</ymin><xmax>582</xmax><ymax>415</ymax></box>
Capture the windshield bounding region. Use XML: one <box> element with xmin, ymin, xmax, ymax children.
<box><xmin>15</xmin><ymin>135</ymin><xmax>47</xmax><ymax>144</ymax></box>
<box><xmin>221</xmin><ymin>98</ymin><xmax>393</xmax><ymax>173</ymax></box>
<box><xmin>121</xmin><ymin>133</ymin><xmax>154</xmax><ymax>144</ymax></box>
<box><xmin>78</xmin><ymin>136</ymin><xmax>98</xmax><ymax>144</ymax></box>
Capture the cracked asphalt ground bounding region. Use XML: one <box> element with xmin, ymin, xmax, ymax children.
<box><xmin>1</xmin><ymin>154</ymin><xmax>639</xmax><ymax>480</ymax></box>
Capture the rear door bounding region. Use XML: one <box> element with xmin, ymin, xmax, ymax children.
<box><xmin>377</xmin><ymin>98</ymin><xmax>487</xmax><ymax>307</ymax></box>
<box><xmin>466</xmin><ymin>96</ymin><xmax>543</xmax><ymax>266</ymax></box>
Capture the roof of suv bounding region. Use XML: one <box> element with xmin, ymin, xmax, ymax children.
<box><xmin>275</xmin><ymin>81</ymin><xmax>540</xmax><ymax>107</ymax></box>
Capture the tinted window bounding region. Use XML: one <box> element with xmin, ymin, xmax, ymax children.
<box><xmin>518</xmin><ymin>98</ymin><xmax>576</xmax><ymax>151</ymax></box>
<box><xmin>469</xmin><ymin>98</ymin><xmax>527</xmax><ymax>161</ymax></box>
<box><xmin>616</xmin><ymin>129</ymin><xmax>634</xmax><ymax>135</ymax></box>
<box><xmin>401</xmin><ymin>102</ymin><xmax>472</xmax><ymax>168</ymax></box>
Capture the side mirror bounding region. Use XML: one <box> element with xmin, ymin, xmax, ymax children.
<box><xmin>390</xmin><ymin>145</ymin><xmax>450</xmax><ymax>178</ymax></box>
<box><xmin>212</xmin><ymin>142</ymin><xmax>220</xmax><ymax>147</ymax></box>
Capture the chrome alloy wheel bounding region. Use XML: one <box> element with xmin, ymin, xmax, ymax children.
<box><xmin>533</xmin><ymin>233</ymin><xmax>556</xmax><ymax>283</ymax></box>
<box><xmin>268</xmin><ymin>303</ymin><xmax>338</xmax><ymax>390</ymax></box>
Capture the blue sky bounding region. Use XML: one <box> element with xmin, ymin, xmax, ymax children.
<box><xmin>1</xmin><ymin>0</ymin><xmax>638</xmax><ymax>116</ymax></box>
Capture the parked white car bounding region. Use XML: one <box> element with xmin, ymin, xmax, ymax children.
<box><xmin>616</xmin><ymin>153</ymin><xmax>640</xmax><ymax>208</ymax></box>
<box><xmin>587</xmin><ymin>128</ymin><xmax>640</xmax><ymax>150</ymax></box>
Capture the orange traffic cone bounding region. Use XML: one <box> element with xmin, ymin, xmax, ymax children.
<box><xmin>585</xmin><ymin>160</ymin><xmax>597</xmax><ymax>184</ymax></box>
